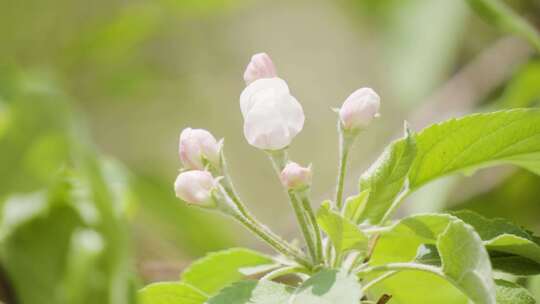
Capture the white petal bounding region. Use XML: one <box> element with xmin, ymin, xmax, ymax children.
<box><xmin>274</xmin><ymin>94</ymin><xmax>304</xmax><ymax>137</ymax></box>
<box><xmin>243</xmin><ymin>103</ymin><xmax>291</xmax><ymax>150</ymax></box>
<box><xmin>240</xmin><ymin>77</ymin><xmax>289</xmax><ymax>118</ymax></box>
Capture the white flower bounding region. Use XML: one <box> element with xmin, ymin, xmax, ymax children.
<box><xmin>240</xmin><ymin>77</ymin><xmax>305</xmax><ymax>150</ymax></box>
<box><xmin>179</xmin><ymin>128</ymin><xmax>221</xmax><ymax>170</ymax></box>
<box><xmin>174</xmin><ymin>170</ymin><xmax>216</xmax><ymax>206</ymax></box>
<box><xmin>280</xmin><ymin>162</ymin><xmax>312</xmax><ymax>190</ymax></box>
<box><xmin>339</xmin><ymin>87</ymin><xmax>380</xmax><ymax>130</ymax></box>
<box><xmin>243</xmin><ymin>52</ymin><xmax>277</xmax><ymax>85</ymax></box>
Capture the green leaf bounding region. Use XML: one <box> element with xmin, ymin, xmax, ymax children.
<box><xmin>437</xmin><ymin>220</ymin><xmax>495</xmax><ymax>304</ymax></box>
<box><xmin>409</xmin><ymin>109</ymin><xmax>540</xmax><ymax>191</ymax></box>
<box><xmin>453</xmin><ymin>210</ymin><xmax>540</xmax><ymax>275</ymax></box>
<box><xmin>485</xmin><ymin>234</ymin><xmax>540</xmax><ymax>269</ymax></box>
<box><xmin>206</xmin><ymin>280</ymin><xmax>293</xmax><ymax>304</ymax></box>
<box><xmin>465</xmin><ymin>0</ymin><xmax>540</xmax><ymax>52</ymax></box>
<box><xmin>61</xmin><ymin>229</ymin><xmax>105</xmax><ymax>303</ymax></box>
<box><xmin>0</xmin><ymin>194</ymin><xmax>84</xmax><ymax>304</ymax></box>
<box><xmin>180</xmin><ymin>248</ymin><xmax>273</xmax><ymax>295</ymax></box>
<box><xmin>416</xmin><ymin>244</ymin><xmax>540</xmax><ymax>276</ymax></box>
<box><xmin>451</xmin><ymin>210</ymin><xmax>532</xmax><ymax>240</ymax></box>
<box><xmin>529</xmin><ymin>276</ymin><xmax>540</xmax><ymax>302</ymax></box>
<box><xmin>316</xmin><ymin>201</ymin><xmax>368</xmax><ymax>256</ymax></box>
<box><xmin>343</xmin><ymin>190</ymin><xmax>369</xmax><ymax>223</ymax></box>
<box><xmin>358</xmin><ymin>126</ymin><xmax>417</xmax><ymax>224</ymax></box>
<box><xmin>290</xmin><ymin>269</ymin><xmax>362</xmax><ymax>304</ymax></box>
<box><xmin>138</xmin><ymin>282</ymin><xmax>207</xmax><ymax>304</ymax></box>
<box><xmin>367</xmin><ymin>214</ymin><xmax>494</xmax><ymax>303</ymax></box>
<box><xmin>488</xmin><ymin>251</ymin><xmax>540</xmax><ymax>275</ymax></box>
<box><xmin>495</xmin><ymin>279</ymin><xmax>536</xmax><ymax>304</ymax></box>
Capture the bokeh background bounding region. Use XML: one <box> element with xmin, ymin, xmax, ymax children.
<box><xmin>0</xmin><ymin>0</ymin><xmax>539</xmax><ymax>302</ymax></box>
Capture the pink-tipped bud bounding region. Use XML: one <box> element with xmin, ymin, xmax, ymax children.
<box><xmin>339</xmin><ymin>88</ymin><xmax>381</xmax><ymax>130</ymax></box>
<box><xmin>243</xmin><ymin>53</ymin><xmax>277</xmax><ymax>85</ymax></box>
<box><xmin>280</xmin><ymin>162</ymin><xmax>312</xmax><ymax>190</ymax></box>
<box><xmin>174</xmin><ymin>170</ymin><xmax>216</xmax><ymax>206</ymax></box>
<box><xmin>179</xmin><ymin>128</ymin><xmax>221</xmax><ymax>170</ymax></box>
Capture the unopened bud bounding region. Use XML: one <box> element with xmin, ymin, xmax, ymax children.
<box><xmin>240</xmin><ymin>78</ymin><xmax>304</xmax><ymax>151</ymax></box>
<box><xmin>280</xmin><ymin>162</ymin><xmax>312</xmax><ymax>190</ymax></box>
<box><xmin>174</xmin><ymin>170</ymin><xmax>216</xmax><ymax>207</ymax></box>
<box><xmin>339</xmin><ymin>88</ymin><xmax>380</xmax><ymax>130</ymax></box>
<box><xmin>179</xmin><ymin>128</ymin><xmax>221</xmax><ymax>170</ymax></box>
<box><xmin>243</xmin><ymin>53</ymin><xmax>277</xmax><ymax>85</ymax></box>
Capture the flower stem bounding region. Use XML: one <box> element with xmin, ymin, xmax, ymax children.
<box><xmin>267</xmin><ymin>150</ymin><xmax>319</xmax><ymax>264</ymax></box>
<box><xmin>212</xmin><ymin>151</ymin><xmax>251</xmax><ymax>218</ymax></box>
<box><xmin>213</xmin><ymin>175</ymin><xmax>311</xmax><ymax>269</ymax></box>
<box><xmin>230</xmin><ymin>211</ymin><xmax>311</xmax><ymax>268</ymax></box>
<box><xmin>267</xmin><ymin>149</ymin><xmax>288</xmax><ymax>175</ymax></box>
<box><xmin>288</xmin><ymin>191</ymin><xmax>318</xmax><ymax>263</ymax></box>
<box><xmin>335</xmin><ymin>131</ymin><xmax>355</xmax><ymax>210</ymax></box>
<box><xmin>212</xmin><ymin>150</ymin><xmax>309</xmax><ymax>265</ymax></box>
<box><xmin>298</xmin><ymin>191</ymin><xmax>323</xmax><ymax>265</ymax></box>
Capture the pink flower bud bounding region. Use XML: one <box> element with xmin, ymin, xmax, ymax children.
<box><xmin>179</xmin><ymin>128</ymin><xmax>221</xmax><ymax>170</ymax></box>
<box><xmin>243</xmin><ymin>53</ymin><xmax>278</xmax><ymax>85</ymax></box>
<box><xmin>280</xmin><ymin>162</ymin><xmax>312</xmax><ymax>190</ymax></box>
<box><xmin>339</xmin><ymin>88</ymin><xmax>381</xmax><ymax>130</ymax></box>
<box><xmin>174</xmin><ymin>170</ymin><xmax>216</xmax><ymax>206</ymax></box>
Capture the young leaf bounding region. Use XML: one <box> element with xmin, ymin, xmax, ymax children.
<box><xmin>357</xmin><ymin>126</ymin><xmax>417</xmax><ymax>224</ymax></box>
<box><xmin>451</xmin><ymin>210</ymin><xmax>532</xmax><ymax>240</ymax></box>
<box><xmin>206</xmin><ymin>280</ymin><xmax>293</xmax><ymax>304</ymax></box>
<box><xmin>409</xmin><ymin>109</ymin><xmax>540</xmax><ymax>191</ymax></box>
<box><xmin>495</xmin><ymin>279</ymin><xmax>536</xmax><ymax>304</ymax></box>
<box><xmin>180</xmin><ymin>248</ymin><xmax>273</xmax><ymax>295</ymax></box>
<box><xmin>290</xmin><ymin>269</ymin><xmax>362</xmax><ymax>304</ymax></box>
<box><xmin>317</xmin><ymin>201</ymin><xmax>368</xmax><ymax>256</ymax></box>
<box><xmin>138</xmin><ymin>282</ymin><xmax>207</xmax><ymax>304</ymax></box>
<box><xmin>465</xmin><ymin>0</ymin><xmax>540</xmax><ymax>52</ymax></box>
<box><xmin>453</xmin><ymin>210</ymin><xmax>540</xmax><ymax>274</ymax></box>
<box><xmin>367</xmin><ymin>214</ymin><xmax>495</xmax><ymax>303</ymax></box>
<box><xmin>343</xmin><ymin>190</ymin><xmax>369</xmax><ymax>224</ymax></box>
<box><xmin>485</xmin><ymin>234</ymin><xmax>540</xmax><ymax>269</ymax></box>
<box><xmin>437</xmin><ymin>220</ymin><xmax>496</xmax><ymax>304</ymax></box>
<box><xmin>416</xmin><ymin>244</ymin><xmax>540</xmax><ymax>276</ymax></box>
<box><xmin>487</xmin><ymin>251</ymin><xmax>540</xmax><ymax>275</ymax></box>
<box><xmin>375</xmin><ymin>211</ymin><xmax>540</xmax><ymax>275</ymax></box>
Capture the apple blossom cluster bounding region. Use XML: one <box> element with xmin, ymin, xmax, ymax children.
<box><xmin>173</xmin><ymin>52</ymin><xmax>380</xmax><ymax>266</ymax></box>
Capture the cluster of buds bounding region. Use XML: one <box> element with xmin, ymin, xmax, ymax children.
<box><xmin>173</xmin><ymin>52</ymin><xmax>381</xmax><ymax>267</ymax></box>
<box><xmin>174</xmin><ymin>128</ymin><xmax>222</xmax><ymax>207</ymax></box>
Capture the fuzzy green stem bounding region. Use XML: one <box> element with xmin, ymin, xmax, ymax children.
<box><xmin>212</xmin><ymin>151</ymin><xmax>308</xmax><ymax>265</ymax></box>
<box><xmin>230</xmin><ymin>212</ymin><xmax>311</xmax><ymax>268</ymax></box>
<box><xmin>324</xmin><ymin>239</ymin><xmax>333</xmax><ymax>267</ymax></box>
<box><xmin>213</xmin><ymin>183</ymin><xmax>310</xmax><ymax>268</ymax></box>
<box><xmin>208</xmin><ymin>151</ymin><xmax>250</xmax><ymax>218</ymax></box>
<box><xmin>298</xmin><ymin>191</ymin><xmax>323</xmax><ymax>265</ymax></box>
<box><xmin>288</xmin><ymin>191</ymin><xmax>318</xmax><ymax>263</ymax></box>
<box><xmin>267</xmin><ymin>150</ymin><xmax>319</xmax><ymax>263</ymax></box>
<box><xmin>267</xmin><ymin>149</ymin><xmax>288</xmax><ymax>174</ymax></box>
<box><xmin>335</xmin><ymin>131</ymin><xmax>355</xmax><ymax>210</ymax></box>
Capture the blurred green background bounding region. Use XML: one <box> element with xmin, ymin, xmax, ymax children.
<box><xmin>0</xmin><ymin>0</ymin><xmax>539</xmax><ymax>302</ymax></box>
